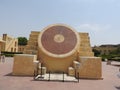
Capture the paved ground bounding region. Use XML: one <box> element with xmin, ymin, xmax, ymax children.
<box><xmin>0</xmin><ymin>57</ymin><xmax>120</xmax><ymax>90</ymax></box>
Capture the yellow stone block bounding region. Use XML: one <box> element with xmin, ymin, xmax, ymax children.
<box><xmin>38</xmin><ymin>67</ymin><xmax>47</xmax><ymax>75</ymax></box>
<box><xmin>80</xmin><ymin>43</ymin><xmax>90</xmax><ymax>47</ymax></box>
<box><xmin>68</xmin><ymin>67</ymin><xmax>75</xmax><ymax>76</ymax></box>
<box><xmin>79</xmin><ymin>47</ymin><xmax>92</xmax><ymax>52</ymax></box>
<box><xmin>33</xmin><ymin>60</ymin><xmax>39</xmax><ymax>71</ymax></box>
<box><xmin>78</xmin><ymin>57</ymin><xmax>102</xmax><ymax>79</ymax></box>
<box><xmin>73</xmin><ymin>61</ymin><xmax>80</xmax><ymax>69</ymax></box>
<box><xmin>13</xmin><ymin>54</ymin><xmax>37</xmax><ymax>76</ymax></box>
<box><xmin>79</xmin><ymin>33</ymin><xmax>89</xmax><ymax>37</ymax></box>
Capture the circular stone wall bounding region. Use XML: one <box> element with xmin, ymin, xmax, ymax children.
<box><xmin>38</xmin><ymin>24</ymin><xmax>80</xmax><ymax>73</ymax></box>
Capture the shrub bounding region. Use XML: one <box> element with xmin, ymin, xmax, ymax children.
<box><xmin>1</xmin><ymin>51</ymin><xmax>23</xmax><ymax>57</ymax></box>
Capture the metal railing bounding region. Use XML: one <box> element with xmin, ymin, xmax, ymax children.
<box><xmin>34</xmin><ymin>71</ymin><xmax>79</xmax><ymax>83</ymax></box>
<box><xmin>33</xmin><ymin>62</ymin><xmax>79</xmax><ymax>82</ymax></box>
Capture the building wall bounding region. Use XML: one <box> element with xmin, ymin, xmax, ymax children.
<box><xmin>93</xmin><ymin>45</ymin><xmax>118</xmax><ymax>55</ymax></box>
<box><xmin>1</xmin><ymin>34</ymin><xmax>18</xmax><ymax>52</ymax></box>
<box><xmin>0</xmin><ymin>37</ymin><xmax>5</xmax><ymax>52</ymax></box>
<box><xmin>18</xmin><ymin>45</ymin><xmax>26</xmax><ymax>53</ymax></box>
<box><xmin>0</xmin><ymin>42</ymin><xmax>3</xmax><ymax>52</ymax></box>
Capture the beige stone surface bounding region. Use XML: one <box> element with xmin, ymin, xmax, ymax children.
<box><xmin>23</xmin><ymin>31</ymin><xmax>40</xmax><ymax>54</ymax></box>
<box><xmin>78</xmin><ymin>57</ymin><xmax>102</xmax><ymax>79</ymax></box>
<box><xmin>73</xmin><ymin>61</ymin><xmax>80</xmax><ymax>69</ymax></box>
<box><xmin>38</xmin><ymin>67</ymin><xmax>47</xmax><ymax>75</ymax></box>
<box><xmin>18</xmin><ymin>45</ymin><xmax>26</xmax><ymax>52</ymax></box>
<box><xmin>79</xmin><ymin>33</ymin><xmax>94</xmax><ymax>57</ymax></box>
<box><xmin>33</xmin><ymin>60</ymin><xmax>39</xmax><ymax>71</ymax></box>
<box><xmin>79</xmin><ymin>52</ymin><xmax>94</xmax><ymax>57</ymax></box>
<box><xmin>12</xmin><ymin>54</ymin><xmax>37</xmax><ymax>75</ymax></box>
<box><xmin>38</xmin><ymin>50</ymin><xmax>78</xmax><ymax>73</ymax></box>
<box><xmin>68</xmin><ymin>67</ymin><xmax>75</xmax><ymax>76</ymax></box>
<box><xmin>1</xmin><ymin>34</ymin><xmax>18</xmax><ymax>52</ymax></box>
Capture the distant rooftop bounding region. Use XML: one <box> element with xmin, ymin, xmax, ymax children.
<box><xmin>100</xmin><ymin>44</ymin><xmax>120</xmax><ymax>47</ymax></box>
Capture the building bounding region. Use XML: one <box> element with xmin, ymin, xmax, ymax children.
<box><xmin>0</xmin><ymin>37</ymin><xmax>5</xmax><ymax>53</ymax></box>
<box><xmin>93</xmin><ymin>44</ymin><xmax>118</xmax><ymax>55</ymax></box>
<box><xmin>18</xmin><ymin>45</ymin><xmax>26</xmax><ymax>53</ymax></box>
<box><xmin>1</xmin><ymin>34</ymin><xmax>18</xmax><ymax>52</ymax></box>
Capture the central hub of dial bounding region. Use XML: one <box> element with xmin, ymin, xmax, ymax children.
<box><xmin>54</xmin><ymin>34</ymin><xmax>65</xmax><ymax>43</ymax></box>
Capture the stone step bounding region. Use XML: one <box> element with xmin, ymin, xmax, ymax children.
<box><xmin>68</xmin><ymin>67</ymin><xmax>75</xmax><ymax>76</ymax></box>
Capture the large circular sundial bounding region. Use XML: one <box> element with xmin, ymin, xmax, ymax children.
<box><xmin>38</xmin><ymin>24</ymin><xmax>80</xmax><ymax>58</ymax></box>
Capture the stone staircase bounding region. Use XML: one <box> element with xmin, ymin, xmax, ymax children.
<box><xmin>24</xmin><ymin>31</ymin><xmax>40</xmax><ymax>54</ymax></box>
<box><xmin>79</xmin><ymin>33</ymin><xmax>94</xmax><ymax>56</ymax></box>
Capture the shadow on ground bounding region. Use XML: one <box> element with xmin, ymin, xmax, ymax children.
<box><xmin>115</xmin><ymin>86</ymin><xmax>120</xmax><ymax>90</ymax></box>
<box><xmin>4</xmin><ymin>72</ymin><xmax>33</xmax><ymax>77</ymax></box>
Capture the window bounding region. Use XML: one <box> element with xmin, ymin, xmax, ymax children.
<box><xmin>11</xmin><ymin>48</ymin><xmax>13</xmax><ymax>52</ymax></box>
<box><xmin>15</xmin><ymin>41</ymin><xmax>17</xmax><ymax>47</ymax></box>
<box><xmin>14</xmin><ymin>48</ymin><xmax>16</xmax><ymax>52</ymax></box>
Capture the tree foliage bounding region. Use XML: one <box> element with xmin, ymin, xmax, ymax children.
<box><xmin>92</xmin><ymin>49</ymin><xmax>101</xmax><ymax>57</ymax></box>
<box><xmin>18</xmin><ymin>37</ymin><xmax>28</xmax><ymax>45</ymax></box>
<box><xmin>93</xmin><ymin>45</ymin><xmax>120</xmax><ymax>61</ymax></box>
<box><xmin>110</xmin><ymin>47</ymin><xmax>120</xmax><ymax>55</ymax></box>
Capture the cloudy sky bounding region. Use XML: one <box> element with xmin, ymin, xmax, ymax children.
<box><xmin>0</xmin><ymin>0</ymin><xmax>120</xmax><ymax>46</ymax></box>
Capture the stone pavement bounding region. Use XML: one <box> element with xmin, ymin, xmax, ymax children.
<box><xmin>0</xmin><ymin>57</ymin><xmax>120</xmax><ymax>90</ymax></box>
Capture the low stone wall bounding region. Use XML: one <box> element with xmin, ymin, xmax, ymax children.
<box><xmin>77</xmin><ymin>57</ymin><xmax>102</xmax><ymax>79</ymax></box>
<box><xmin>12</xmin><ymin>54</ymin><xmax>37</xmax><ymax>76</ymax></box>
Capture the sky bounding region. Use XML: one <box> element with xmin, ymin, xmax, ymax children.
<box><xmin>0</xmin><ymin>0</ymin><xmax>120</xmax><ymax>46</ymax></box>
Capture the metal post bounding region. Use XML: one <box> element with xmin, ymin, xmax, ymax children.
<box><xmin>75</xmin><ymin>69</ymin><xmax>76</xmax><ymax>78</ymax></box>
<box><xmin>37</xmin><ymin>63</ymin><xmax>39</xmax><ymax>76</ymax></box>
<box><xmin>41</xmin><ymin>63</ymin><xmax>42</xmax><ymax>77</ymax></box>
<box><xmin>34</xmin><ymin>70</ymin><xmax>36</xmax><ymax>80</ymax></box>
<box><xmin>48</xmin><ymin>71</ymin><xmax>50</xmax><ymax>81</ymax></box>
<box><xmin>63</xmin><ymin>72</ymin><xmax>64</xmax><ymax>82</ymax></box>
<box><xmin>77</xmin><ymin>72</ymin><xmax>79</xmax><ymax>83</ymax></box>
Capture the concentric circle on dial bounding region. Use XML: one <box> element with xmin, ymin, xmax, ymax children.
<box><xmin>38</xmin><ymin>24</ymin><xmax>80</xmax><ymax>58</ymax></box>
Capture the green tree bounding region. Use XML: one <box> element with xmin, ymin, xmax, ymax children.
<box><xmin>110</xmin><ymin>47</ymin><xmax>120</xmax><ymax>55</ymax></box>
<box><xmin>18</xmin><ymin>37</ymin><xmax>28</xmax><ymax>45</ymax></box>
<box><xmin>92</xmin><ymin>49</ymin><xmax>101</xmax><ymax>56</ymax></box>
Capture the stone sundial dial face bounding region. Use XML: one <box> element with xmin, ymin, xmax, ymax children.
<box><xmin>38</xmin><ymin>24</ymin><xmax>80</xmax><ymax>57</ymax></box>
